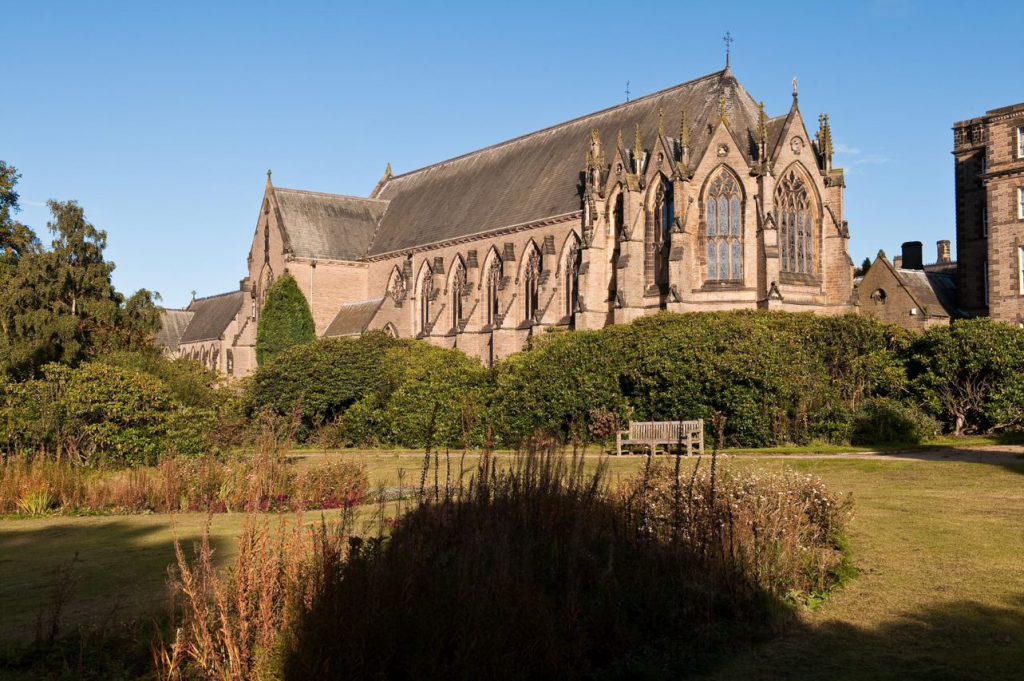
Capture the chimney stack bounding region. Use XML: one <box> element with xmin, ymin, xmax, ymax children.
<box><xmin>937</xmin><ymin>240</ymin><xmax>952</xmax><ymax>264</ymax></box>
<box><xmin>900</xmin><ymin>241</ymin><xmax>924</xmax><ymax>270</ymax></box>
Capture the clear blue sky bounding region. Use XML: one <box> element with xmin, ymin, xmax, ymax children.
<box><xmin>5</xmin><ymin>0</ymin><xmax>1021</xmax><ymax>307</ymax></box>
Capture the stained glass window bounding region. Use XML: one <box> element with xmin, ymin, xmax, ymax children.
<box><xmin>777</xmin><ymin>169</ymin><xmax>815</xmax><ymax>275</ymax></box>
<box><xmin>704</xmin><ymin>170</ymin><xmax>743</xmax><ymax>281</ymax></box>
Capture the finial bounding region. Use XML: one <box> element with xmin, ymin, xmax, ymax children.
<box><xmin>384</xmin><ymin>161</ymin><xmax>392</xmax><ymax>177</ymax></box>
<box><xmin>617</xmin><ymin>128</ymin><xmax>625</xmax><ymax>150</ymax></box>
<box><xmin>679</xmin><ymin>110</ymin><xmax>689</xmax><ymax>150</ymax></box>
<box><xmin>625</xmin><ymin>80</ymin><xmax>631</xmax><ymax>103</ymax></box>
<box><xmin>190</xmin><ymin>289</ymin><xmax>197</xmax><ymax>301</ymax></box>
<box><xmin>757</xmin><ymin>101</ymin><xmax>768</xmax><ymax>147</ymax></box>
<box><xmin>719</xmin><ymin>94</ymin><xmax>729</xmax><ymax>126</ymax></box>
<box><xmin>658</xmin><ymin>107</ymin><xmax>665</xmax><ymax>138</ymax></box>
<box><xmin>633</xmin><ymin>123</ymin><xmax>643</xmax><ymax>171</ymax></box>
<box><xmin>792</xmin><ymin>76</ymin><xmax>799</xmax><ymax>102</ymax></box>
<box><xmin>266</xmin><ymin>168</ymin><xmax>272</xmax><ymax>186</ymax></box>
<box><xmin>723</xmin><ymin>31</ymin><xmax>733</xmax><ymax>69</ymax></box>
<box><xmin>819</xmin><ymin>113</ymin><xmax>834</xmax><ymax>171</ymax></box>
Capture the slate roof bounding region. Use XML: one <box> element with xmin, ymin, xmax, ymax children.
<box><xmin>274</xmin><ymin>188</ymin><xmax>386</xmax><ymax>261</ymax></box>
<box><xmin>155</xmin><ymin>309</ymin><xmax>194</xmax><ymax>351</ymax></box>
<box><xmin>323</xmin><ymin>298</ymin><xmax>385</xmax><ymax>337</ymax></box>
<box><xmin>895</xmin><ymin>268</ymin><xmax>958</xmax><ymax>318</ymax></box>
<box><xmin>369</xmin><ymin>68</ymin><xmax>764</xmax><ymax>256</ymax></box>
<box><xmin>179</xmin><ymin>291</ymin><xmax>245</xmax><ymax>344</ymax></box>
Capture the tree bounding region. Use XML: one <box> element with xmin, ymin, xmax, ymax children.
<box><xmin>0</xmin><ymin>161</ymin><xmax>39</xmax><ymax>260</ymax></box>
<box><xmin>256</xmin><ymin>274</ymin><xmax>315</xmax><ymax>366</ymax></box>
<box><xmin>855</xmin><ymin>257</ymin><xmax>872</xmax><ymax>277</ymax></box>
<box><xmin>0</xmin><ymin>199</ymin><xmax>159</xmax><ymax>377</ymax></box>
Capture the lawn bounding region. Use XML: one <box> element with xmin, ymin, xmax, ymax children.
<box><xmin>1</xmin><ymin>446</ymin><xmax>1022</xmax><ymax>679</ymax></box>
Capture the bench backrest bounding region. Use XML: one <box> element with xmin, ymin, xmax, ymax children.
<box><xmin>628</xmin><ymin>420</ymin><xmax>703</xmax><ymax>441</ymax></box>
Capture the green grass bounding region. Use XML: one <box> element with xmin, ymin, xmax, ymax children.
<box><xmin>1</xmin><ymin>448</ymin><xmax>1022</xmax><ymax>679</ymax></box>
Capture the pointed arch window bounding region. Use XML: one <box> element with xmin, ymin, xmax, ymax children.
<box><xmin>654</xmin><ymin>180</ymin><xmax>674</xmax><ymax>292</ymax></box>
<box><xmin>418</xmin><ymin>267</ymin><xmax>433</xmax><ymax>335</ymax></box>
<box><xmin>450</xmin><ymin>260</ymin><xmax>466</xmax><ymax>331</ymax></box>
<box><xmin>705</xmin><ymin>170</ymin><xmax>743</xmax><ymax>282</ymax></box>
<box><xmin>226</xmin><ymin>350</ymin><xmax>234</xmax><ymax>375</ymax></box>
<box><xmin>486</xmin><ymin>254</ymin><xmax>503</xmax><ymax>327</ymax></box>
<box><xmin>564</xmin><ymin>237</ymin><xmax>581</xmax><ymax>325</ymax></box>
<box><xmin>776</xmin><ymin>169</ymin><xmax>815</xmax><ymax>275</ymax></box>
<box><xmin>524</xmin><ymin>247</ymin><xmax>542</xmax><ymax>323</ymax></box>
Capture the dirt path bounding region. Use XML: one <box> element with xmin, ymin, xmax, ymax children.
<box><xmin>727</xmin><ymin>444</ymin><xmax>1024</xmax><ymax>465</ymax></box>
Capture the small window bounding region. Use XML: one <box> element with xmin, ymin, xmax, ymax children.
<box><xmin>226</xmin><ymin>350</ymin><xmax>234</xmax><ymax>375</ymax></box>
<box><xmin>1018</xmin><ymin>187</ymin><xmax>1024</xmax><ymax>220</ymax></box>
<box><xmin>1018</xmin><ymin>245</ymin><xmax>1024</xmax><ymax>296</ymax></box>
<box><xmin>982</xmin><ymin>205</ymin><xmax>988</xmax><ymax>237</ymax></box>
<box><xmin>1017</xmin><ymin>127</ymin><xmax>1024</xmax><ymax>159</ymax></box>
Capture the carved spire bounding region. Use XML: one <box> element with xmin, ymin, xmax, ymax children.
<box><xmin>757</xmin><ymin>101</ymin><xmax>768</xmax><ymax>158</ymax></box>
<box><xmin>679</xmin><ymin>110</ymin><xmax>689</xmax><ymax>151</ymax></box>
<box><xmin>633</xmin><ymin>123</ymin><xmax>643</xmax><ymax>174</ymax></box>
<box><xmin>792</xmin><ymin>76</ymin><xmax>799</xmax><ymax>104</ymax></box>
<box><xmin>616</xmin><ymin>128</ymin><xmax>625</xmax><ymax>150</ymax></box>
<box><xmin>589</xmin><ymin>128</ymin><xmax>604</xmax><ymax>169</ymax></box>
<box><xmin>657</xmin><ymin>107</ymin><xmax>666</xmax><ymax>138</ymax></box>
<box><xmin>818</xmin><ymin>113</ymin><xmax>834</xmax><ymax>172</ymax></box>
<box><xmin>719</xmin><ymin>94</ymin><xmax>729</xmax><ymax>127</ymax></box>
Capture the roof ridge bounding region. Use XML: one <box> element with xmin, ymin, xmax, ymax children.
<box><xmin>275</xmin><ymin>187</ymin><xmax>389</xmax><ymax>203</ymax></box>
<box><xmin>386</xmin><ymin>69</ymin><xmax>729</xmax><ymax>183</ymax></box>
<box><xmin>190</xmin><ymin>290</ymin><xmax>243</xmax><ymax>303</ymax></box>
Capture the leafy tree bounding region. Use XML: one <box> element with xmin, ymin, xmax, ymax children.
<box><xmin>256</xmin><ymin>274</ymin><xmax>316</xmax><ymax>366</ymax></box>
<box><xmin>0</xmin><ymin>199</ymin><xmax>158</xmax><ymax>377</ymax></box>
<box><xmin>908</xmin><ymin>319</ymin><xmax>1024</xmax><ymax>434</ymax></box>
<box><xmin>0</xmin><ymin>161</ymin><xmax>39</xmax><ymax>260</ymax></box>
<box><xmin>854</xmin><ymin>256</ymin><xmax>872</xmax><ymax>277</ymax></box>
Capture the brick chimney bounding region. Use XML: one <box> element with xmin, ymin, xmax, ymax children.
<box><xmin>893</xmin><ymin>255</ymin><xmax>903</xmax><ymax>268</ymax></box>
<box><xmin>900</xmin><ymin>241</ymin><xmax>924</xmax><ymax>270</ymax></box>
<box><xmin>936</xmin><ymin>240</ymin><xmax>952</xmax><ymax>264</ymax></box>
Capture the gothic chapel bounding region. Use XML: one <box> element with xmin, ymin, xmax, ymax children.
<box><xmin>167</xmin><ymin>67</ymin><xmax>855</xmax><ymax>375</ymax></box>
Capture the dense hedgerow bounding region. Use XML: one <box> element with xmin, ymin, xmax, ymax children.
<box><xmin>245</xmin><ymin>311</ymin><xmax>1024</xmax><ymax>449</ymax></box>
<box><xmin>0</xmin><ymin>350</ymin><xmax>227</xmax><ymax>465</ymax></box>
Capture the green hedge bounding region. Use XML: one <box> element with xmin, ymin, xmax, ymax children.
<box><xmin>0</xmin><ymin>352</ymin><xmax>225</xmax><ymax>465</ymax></box>
<box><xmin>244</xmin><ymin>311</ymin><xmax>1024</xmax><ymax>450</ymax></box>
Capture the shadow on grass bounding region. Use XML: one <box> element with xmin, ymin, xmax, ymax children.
<box><xmin>0</xmin><ymin>516</ymin><xmax>229</xmax><ymax>649</ymax></box>
<box><xmin>704</xmin><ymin>595</ymin><xmax>1024</xmax><ymax>681</ymax></box>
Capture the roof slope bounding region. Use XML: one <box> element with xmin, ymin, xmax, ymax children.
<box><xmin>179</xmin><ymin>291</ymin><xmax>245</xmax><ymax>344</ymax></box>
<box><xmin>370</xmin><ymin>69</ymin><xmax>761</xmax><ymax>256</ymax></box>
<box><xmin>896</xmin><ymin>268</ymin><xmax>958</xmax><ymax>318</ymax></box>
<box><xmin>323</xmin><ymin>298</ymin><xmax>385</xmax><ymax>337</ymax></box>
<box><xmin>155</xmin><ymin>309</ymin><xmax>194</xmax><ymax>351</ymax></box>
<box><xmin>275</xmin><ymin>188</ymin><xmax>386</xmax><ymax>261</ymax></box>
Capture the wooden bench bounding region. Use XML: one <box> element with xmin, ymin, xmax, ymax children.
<box><xmin>615</xmin><ymin>420</ymin><xmax>704</xmax><ymax>456</ymax></box>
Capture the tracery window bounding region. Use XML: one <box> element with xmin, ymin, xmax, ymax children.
<box><xmin>486</xmin><ymin>254</ymin><xmax>502</xmax><ymax>326</ymax></box>
<box><xmin>524</xmin><ymin>247</ymin><xmax>542</xmax><ymax>323</ymax></box>
<box><xmin>776</xmin><ymin>169</ymin><xmax>815</xmax><ymax>275</ymax></box>
<box><xmin>654</xmin><ymin>180</ymin><xmax>674</xmax><ymax>291</ymax></box>
<box><xmin>564</xmin><ymin>238</ymin><xmax>581</xmax><ymax>324</ymax></box>
<box><xmin>450</xmin><ymin>260</ymin><xmax>466</xmax><ymax>330</ymax></box>
<box><xmin>226</xmin><ymin>350</ymin><xmax>234</xmax><ymax>375</ymax></box>
<box><xmin>418</xmin><ymin>267</ymin><xmax>433</xmax><ymax>335</ymax></box>
<box><xmin>705</xmin><ymin>170</ymin><xmax>743</xmax><ymax>282</ymax></box>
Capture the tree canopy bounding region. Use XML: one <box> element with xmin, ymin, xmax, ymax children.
<box><xmin>255</xmin><ymin>274</ymin><xmax>316</xmax><ymax>366</ymax></box>
<box><xmin>0</xmin><ymin>164</ymin><xmax>160</xmax><ymax>378</ymax></box>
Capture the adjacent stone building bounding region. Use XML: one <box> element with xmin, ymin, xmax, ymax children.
<box><xmin>163</xmin><ymin>67</ymin><xmax>856</xmax><ymax>376</ymax></box>
<box><xmin>953</xmin><ymin>102</ymin><xmax>1024</xmax><ymax>324</ymax></box>
<box><xmin>857</xmin><ymin>241</ymin><xmax>958</xmax><ymax>329</ymax></box>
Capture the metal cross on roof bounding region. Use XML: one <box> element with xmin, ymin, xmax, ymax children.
<box><xmin>723</xmin><ymin>31</ymin><xmax>733</xmax><ymax>68</ymax></box>
<box><xmin>625</xmin><ymin>80</ymin><xmax>631</xmax><ymax>103</ymax></box>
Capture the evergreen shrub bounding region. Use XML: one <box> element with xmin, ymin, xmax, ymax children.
<box><xmin>255</xmin><ymin>274</ymin><xmax>315</xmax><ymax>366</ymax></box>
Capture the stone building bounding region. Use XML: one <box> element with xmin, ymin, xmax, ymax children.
<box><xmin>857</xmin><ymin>241</ymin><xmax>958</xmax><ymax>329</ymax></box>
<box><xmin>953</xmin><ymin>102</ymin><xmax>1024</xmax><ymax>324</ymax></box>
<box><xmin>164</xmin><ymin>67</ymin><xmax>855</xmax><ymax>375</ymax></box>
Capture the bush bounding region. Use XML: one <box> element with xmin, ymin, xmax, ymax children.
<box><xmin>255</xmin><ymin>274</ymin><xmax>315</xmax><ymax>366</ymax></box>
<box><xmin>850</xmin><ymin>397</ymin><xmax>940</xmax><ymax>446</ymax></box>
<box><xmin>908</xmin><ymin>319</ymin><xmax>1024</xmax><ymax>435</ymax></box>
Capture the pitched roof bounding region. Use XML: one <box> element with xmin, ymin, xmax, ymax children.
<box><xmin>179</xmin><ymin>291</ymin><xmax>245</xmax><ymax>344</ymax></box>
<box><xmin>155</xmin><ymin>309</ymin><xmax>194</xmax><ymax>351</ymax></box>
<box><xmin>369</xmin><ymin>69</ymin><xmax>763</xmax><ymax>256</ymax></box>
<box><xmin>895</xmin><ymin>268</ymin><xmax>958</xmax><ymax>318</ymax></box>
<box><xmin>323</xmin><ymin>298</ymin><xmax>385</xmax><ymax>337</ymax></box>
<box><xmin>274</xmin><ymin>188</ymin><xmax>386</xmax><ymax>261</ymax></box>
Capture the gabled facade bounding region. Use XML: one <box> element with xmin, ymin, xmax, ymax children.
<box><xmin>174</xmin><ymin>68</ymin><xmax>855</xmax><ymax>376</ymax></box>
<box><xmin>857</xmin><ymin>242</ymin><xmax>958</xmax><ymax>330</ymax></box>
